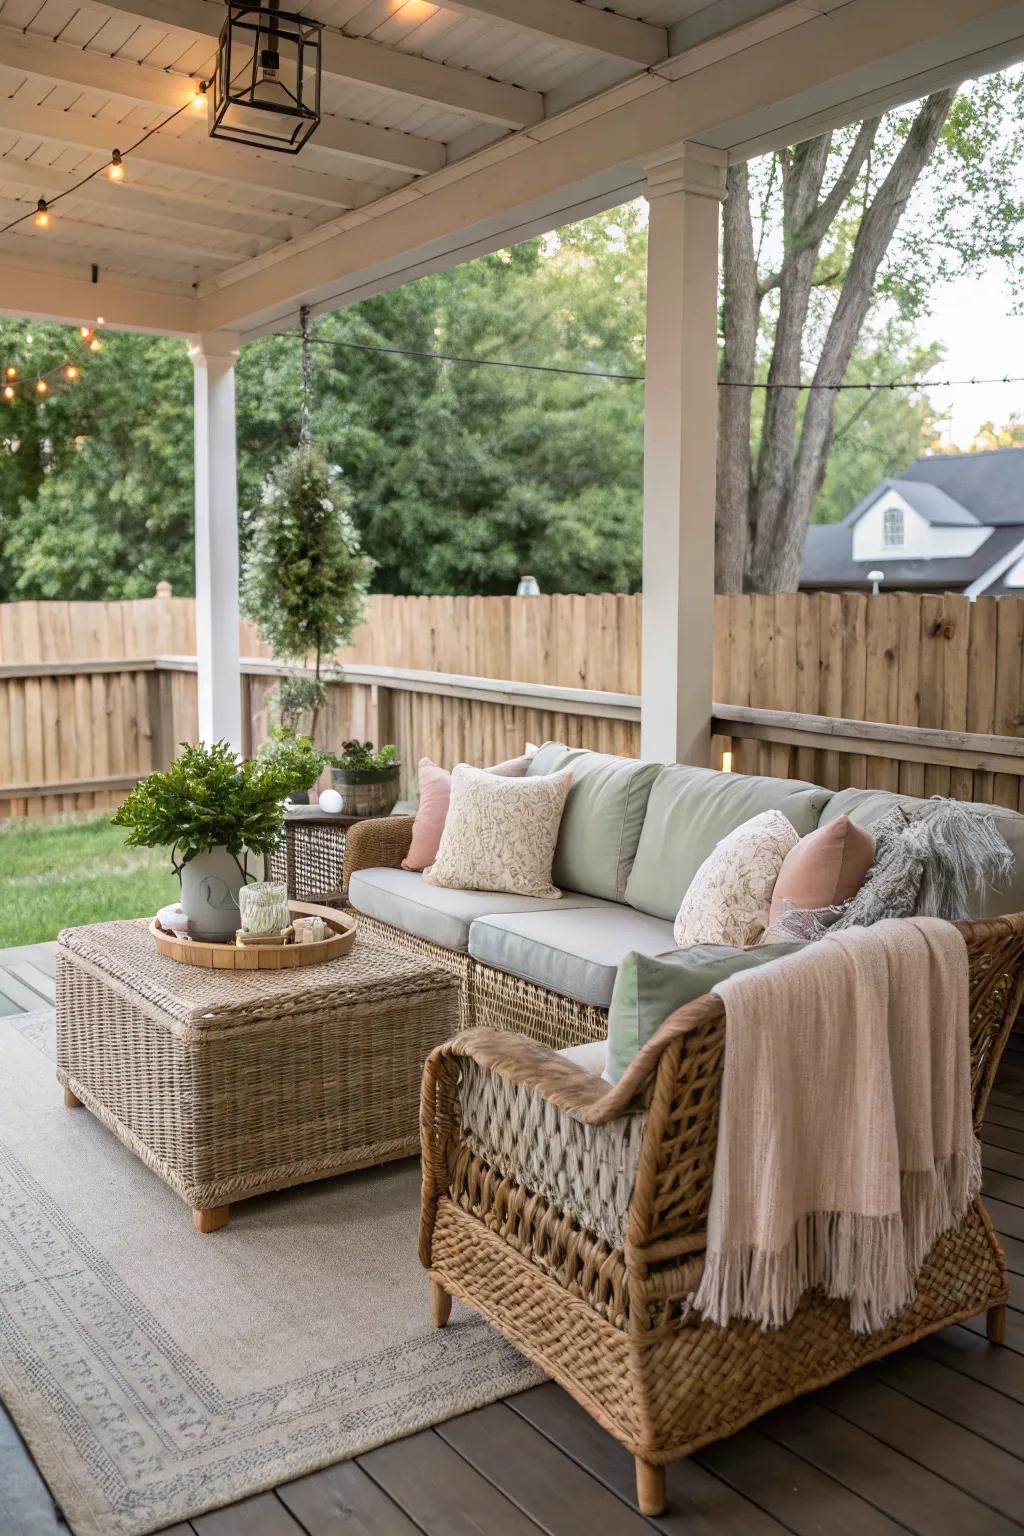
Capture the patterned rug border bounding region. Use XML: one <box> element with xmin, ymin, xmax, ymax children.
<box><xmin>0</xmin><ymin>1019</ymin><xmax>542</xmax><ymax>1536</ymax></box>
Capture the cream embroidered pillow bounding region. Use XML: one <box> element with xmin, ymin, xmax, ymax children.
<box><xmin>673</xmin><ymin>809</ymin><xmax>799</xmax><ymax>949</ymax></box>
<box><xmin>424</xmin><ymin>762</ymin><xmax>571</xmax><ymax>898</ymax></box>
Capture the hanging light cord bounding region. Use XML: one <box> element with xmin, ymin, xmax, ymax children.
<box><xmin>0</xmin><ymin>91</ymin><xmax>203</xmax><ymax>240</ymax></box>
<box><xmin>298</xmin><ymin>333</ymin><xmax>1024</xmax><ymax>391</ymax></box>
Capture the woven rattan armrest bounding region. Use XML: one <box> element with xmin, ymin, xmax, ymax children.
<box><xmin>341</xmin><ymin>815</ymin><xmax>415</xmax><ymax>895</ymax></box>
<box><xmin>419</xmin><ymin>1007</ymin><xmax>718</xmax><ymax>1263</ymax></box>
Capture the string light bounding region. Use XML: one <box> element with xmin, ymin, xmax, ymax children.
<box><xmin>79</xmin><ymin>327</ymin><xmax>93</xmax><ymax>340</ymax></box>
<box><xmin>0</xmin><ymin>88</ymin><xmax>205</xmax><ymax>240</ymax></box>
<box><xmin>2</xmin><ymin>384</ymin><xmax>14</xmax><ymax>402</ymax></box>
<box><xmin>191</xmin><ymin>81</ymin><xmax>208</xmax><ymax>110</ymax></box>
<box><xmin>64</xmin><ymin>364</ymin><xmax>79</xmax><ymax>381</ymax></box>
<box><xmin>89</xmin><ymin>338</ymin><xmax>103</xmax><ymax>353</ymax></box>
<box><xmin>4</xmin><ymin>366</ymin><xmax>16</xmax><ymax>381</ymax></box>
<box><xmin>35</xmin><ymin>378</ymin><xmax>48</xmax><ymax>396</ymax></box>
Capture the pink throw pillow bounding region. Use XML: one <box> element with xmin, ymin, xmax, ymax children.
<box><xmin>768</xmin><ymin>814</ymin><xmax>875</xmax><ymax>925</ymax></box>
<box><xmin>402</xmin><ymin>758</ymin><xmax>452</xmax><ymax>871</ymax></box>
<box><xmin>401</xmin><ymin>748</ymin><xmax>538</xmax><ymax>870</ymax></box>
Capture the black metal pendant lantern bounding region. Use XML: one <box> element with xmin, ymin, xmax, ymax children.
<box><xmin>211</xmin><ymin>2</ymin><xmax>322</xmax><ymax>154</ymax></box>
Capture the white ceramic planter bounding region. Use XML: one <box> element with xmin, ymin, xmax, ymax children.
<box><xmin>179</xmin><ymin>847</ymin><xmax>249</xmax><ymax>943</ymax></box>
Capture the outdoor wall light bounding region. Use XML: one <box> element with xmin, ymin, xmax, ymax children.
<box><xmin>210</xmin><ymin>2</ymin><xmax>322</xmax><ymax>154</ymax></box>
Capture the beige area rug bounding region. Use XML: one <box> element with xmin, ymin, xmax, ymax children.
<box><xmin>0</xmin><ymin>1012</ymin><xmax>542</xmax><ymax>1536</ymax></box>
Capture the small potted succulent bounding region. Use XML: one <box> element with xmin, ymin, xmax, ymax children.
<box><xmin>328</xmin><ymin>740</ymin><xmax>400</xmax><ymax>816</ymax></box>
<box><xmin>112</xmin><ymin>741</ymin><xmax>290</xmax><ymax>942</ymax></box>
<box><xmin>257</xmin><ymin>724</ymin><xmax>327</xmax><ymax>805</ymax></box>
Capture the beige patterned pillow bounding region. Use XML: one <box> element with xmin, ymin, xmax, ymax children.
<box><xmin>673</xmin><ymin>809</ymin><xmax>799</xmax><ymax>949</ymax></box>
<box><xmin>424</xmin><ymin>762</ymin><xmax>571</xmax><ymax>898</ymax></box>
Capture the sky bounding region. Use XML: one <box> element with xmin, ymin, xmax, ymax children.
<box><xmin>925</xmin><ymin>262</ymin><xmax>1024</xmax><ymax>447</ymax></box>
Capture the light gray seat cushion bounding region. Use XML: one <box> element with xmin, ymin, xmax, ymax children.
<box><xmin>348</xmin><ymin>867</ymin><xmax>606</xmax><ymax>952</ymax></box>
<box><xmin>625</xmin><ymin>764</ymin><xmax>834</xmax><ymax>920</ymax></box>
<box><xmin>468</xmin><ymin>905</ymin><xmax>676</xmax><ymax>1008</ymax></box>
<box><xmin>528</xmin><ymin>742</ymin><xmax>662</xmax><ymax>901</ymax></box>
<box><xmin>819</xmin><ymin>787</ymin><xmax>1024</xmax><ymax>920</ymax></box>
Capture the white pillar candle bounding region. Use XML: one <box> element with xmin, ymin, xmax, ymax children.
<box><xmin>238</xmin><ymin>881</ymin><xmax>290</xmax><ymax>935</ymax></box>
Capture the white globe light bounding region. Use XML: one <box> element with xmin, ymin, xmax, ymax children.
<box><xmin>318</xmin><ymin>788</ymin><xmax>343</xmax><ymax>814</ymax></box>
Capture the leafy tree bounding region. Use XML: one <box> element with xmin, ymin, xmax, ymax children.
<box><xmin>718</xmin><ymin>69</ymin><xmax>1024</xmax><ymax>591</ymax></box>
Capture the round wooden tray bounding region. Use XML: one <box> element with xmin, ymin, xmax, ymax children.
<box><xmin>150</xmin><ymin>900</ymin><xmax>357</xmax><ymax>970</ymax></box>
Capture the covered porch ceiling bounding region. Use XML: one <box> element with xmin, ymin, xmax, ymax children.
<box><xmin>2</xmin><ymin>0</ymin><xmax>1024</xmax><ymax>339</ymax></box>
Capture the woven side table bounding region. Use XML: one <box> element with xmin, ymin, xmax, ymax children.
<box><xmin>56</xmin><ymin>919</ymin><xmax>458</xmax><ymax>1233</ymax></box>
<box><xmin>265</xmin><ymin>806</ymin><xmax>364</xmax><ymax>907</ymax></box>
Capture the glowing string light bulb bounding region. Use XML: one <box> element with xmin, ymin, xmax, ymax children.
<box><xmin>89</xmin><ymin>338</ymin><xmax>102</xmax><ymax>353</ymax></box>
<box><xmin>34</xmin><ymin>199</ymin><xmax>51</xmax><ymax>228</ymax></box>
<box><xmin>191</xmin><ymin>81</ymin><xmax>208</xmax><ymax>110</ymax></box>
<box><xmin>79</xmin><ymin>326</ymin><xmax>93</xmax><ymax>340</ymax></box>
<box><xmin>108</xmin><ymin>149</ymin><xmax>125</xmax><ymax>182</ymax></box>
<box><xmin>2</xmin><ymin>384</ymin><xmax>14</xmax><ymax>402</ymax></box>
<box><xmin>35</xmin><ymin>378</ymin><xmax>48</xmax><ymax>396</ymax></box>
<box><xmin>64</xmin><ymin>364</ymin><xmax>80</xmax><ymax>381</ymax></box>
<box><xmin>4</xmin><ymin>366</ymin><xmax>16</xmax><ymax>381</ymax></box>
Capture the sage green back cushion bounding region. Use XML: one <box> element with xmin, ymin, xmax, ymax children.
<box><xmin>625</xmin><ymin>764</ymin><xmax>834</xmax><ymax>920</ymax></box>
<box><xmin>606</xmin><ymin>942</ymin><xmax>806</xmax><ymax>1084</ymax></box>
<box><xmin>527</xmin><ymin>742</ymin><xmax>662</xmax><ymax>901</ymax></box>
<box><xmin>819</xmin><ymin>787</ymin><xmax>1024</xmax><ymax>920</ymax></box>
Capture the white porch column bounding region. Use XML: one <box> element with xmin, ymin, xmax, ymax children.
<box><xmin>188</xmin><ymin>330</ymin><xmax>243</xmax><ymax>753</ymax></box>
<box><xmin>640</xmin><ymin>144</ymin><xmax>727</xmax><ymax>765</ymax></box>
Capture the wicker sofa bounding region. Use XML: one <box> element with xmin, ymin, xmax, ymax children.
<box><xmin>343</xmin><ymin>747</ymin><xmax>1024</xmax><ymax>1515</ymax></box>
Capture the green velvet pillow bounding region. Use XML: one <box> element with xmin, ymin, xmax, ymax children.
<box><xmin>604</xmin><ymin>941</ymin><xmax>806</xmax><ymax>1084</ymax></box>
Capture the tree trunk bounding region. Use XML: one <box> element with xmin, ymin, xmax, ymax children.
<box><xmin>737</xmin><ymin>92</ymin><xmax>953</xmax><ymax>591</ymax></box>
<box><xmin>716</xmin><ymin>163</ymin><xmax>759</xmax><ymax>593</ymax></box>
<box><xmin>746</xmin><ymin>138</ymin><xmax>831</xmax><ymax>590</ymax></box>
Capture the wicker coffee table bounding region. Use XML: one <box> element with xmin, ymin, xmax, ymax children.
<box><xmin>56</xmin><ymin>919</ymin><xmax>459</xmax><ymax>1233</ymax></box>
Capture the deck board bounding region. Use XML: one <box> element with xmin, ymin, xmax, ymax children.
<box><xmin>3</xmin><ymin>951</ymin><xmax>1023</xmax><ymax>1536</ymax></box>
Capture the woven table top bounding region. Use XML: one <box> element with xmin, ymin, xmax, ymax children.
<box><xmin>58</xmin><ymin>919</ymin><xmax>456</xmax><ymax>1027</ymax></box>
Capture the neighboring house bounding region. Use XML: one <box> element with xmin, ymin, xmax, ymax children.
<box><xmin>801</xmin><ymin>447</ymin><xmax>1024</xmax><ymax>596</ymax></box>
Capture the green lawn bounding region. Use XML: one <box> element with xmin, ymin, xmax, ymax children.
<box><xmin>0</xmin><ymin>814</ymin><xmax>179</xmax><ymax>948</ymax></box>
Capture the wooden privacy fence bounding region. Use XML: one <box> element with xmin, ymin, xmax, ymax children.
<box><xmin>2</xmin><ymin>591</ymin><xmax>1024</xmax><ymax>816</ymax></box>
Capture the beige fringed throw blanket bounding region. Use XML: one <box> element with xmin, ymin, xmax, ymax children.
<box><xmin>693</xmin><ymin>917</ymin><xmax>979</xmax><ymax>1333</ymax></box>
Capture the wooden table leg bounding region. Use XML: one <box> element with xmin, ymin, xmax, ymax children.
<box><xmin>193</xmin><ymin>1206</ymin><xmax>230</xmax><ymax>1234</ymax></box>
<box><xmin>63</xmin><ymin>1086</ymin><xmax>82</xmax><ymax>1108</ymax></box>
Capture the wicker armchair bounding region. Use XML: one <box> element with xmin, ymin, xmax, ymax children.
<box><xmin>420</xmin><ymin>916</ymin><xmax>1024</xmax><ymax>1517</ymax></box>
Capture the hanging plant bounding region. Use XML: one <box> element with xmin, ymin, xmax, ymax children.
<box><xmin>241</xmin><ymin>310</ymin><xmax>371</xmax><ymax>739</ymax></box>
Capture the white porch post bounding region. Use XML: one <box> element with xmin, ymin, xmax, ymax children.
<box><xmin>188</xmin><ymin>330</ymin><xmax>243</xmax><ymax>753</ymax></box>
<box><xmin>640</xmin><ymin>144</ymin><xmax>727</xmax><ymax>765</ymax></box>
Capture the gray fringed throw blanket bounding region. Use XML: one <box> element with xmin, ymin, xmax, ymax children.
<box><xmin>693</xmin><ymin>917</ymin><xmax>979</xmax><ymax>1333</ymax></box>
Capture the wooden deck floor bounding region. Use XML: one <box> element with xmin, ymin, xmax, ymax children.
<box><xmin>3</xmin><ymin>941</ymin><xmax>1024</xmax><ymax>1536</ymax></box>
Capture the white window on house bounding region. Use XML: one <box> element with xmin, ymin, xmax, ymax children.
<box><xmin>883</xmin><ymin>505</ymin><xmax>905</xmax><ymax>548</ymax></box>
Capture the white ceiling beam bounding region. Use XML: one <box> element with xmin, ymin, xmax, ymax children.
<box><xmin>0</xmin><ymin>156</ymin><xmax>307</xmax><ymax>247</ymax></box>
<box><xmin>0</xmin><ymin>255</ymin><xmax>197</xmax><ymax>332</ymax></box>
<box><xmin>97</xmin><ymin>0</ymin><xmax>543</xmax><ymax>128</ymax></box>
<box><xmin>1</xmin><ymin>221</ymin><xmax>237</xmax><ymax>277</ymax></box>
<box><xmin>0</xmin><ymin>99</ymin><xmax>375</xmax><ymax>207</ymax></box>
<box><xmin>196</xmin><ymin>0</ymin><xmax>1024</xmax><ymax>335</ymax></box>
<box><xmin>433</xmin><ymin>0</ymin><xmax>667</xmax><ymax>66</ymax></box>
<box><xmin>0</xmin><ymin>28</ymin><xmax>445</xmax><ymax>176</ymax></box>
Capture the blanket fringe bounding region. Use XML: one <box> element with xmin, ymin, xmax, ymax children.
<box><xmin>692</xmin><ymin>1144</ymin><xmax>981</xmax><ymax>1333</ymax></box>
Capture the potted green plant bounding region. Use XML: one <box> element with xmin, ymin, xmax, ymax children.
<box><xmin>257</xmin><ymin>724</ymin><xmax>327</xmax><ymax>805</ymax></box>
<box><xmin>328</xmin><ymin>740</ymin><xmax>400</xmax><ymax>816</ymax></box>
<box><xmin>112</xmin><ymin>741</ymin><xmax>289</xmax><ymax>942</ymax></box>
